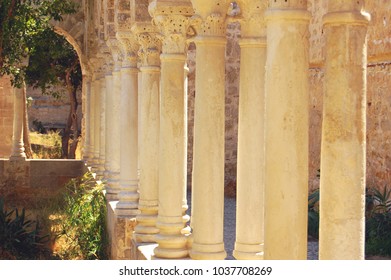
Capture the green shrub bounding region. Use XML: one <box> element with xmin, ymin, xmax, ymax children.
<box><xmin>57</xmin><ymin>172</ymin><xmax>108</xmax><ymax>259</ymax></box>
<box><xmin>0</xmin><ymin>198</ymin><xmax>49</xmax><ymax>259</ymax></box>
<box><xmin>308</xmin><ymin>189</ymin><xmax>319</xmax><ymax>239</ymax></box>
<box><xmin>365</xmin><ymin>186</ymin><xmax>391</xmax><ymax>257</ymax></box>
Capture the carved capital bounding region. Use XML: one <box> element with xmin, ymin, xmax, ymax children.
<box><xmin>106</xmin><ymin>39</ymin><xmax>123</xmax><ymax>71</ymax></box>
<box><xmin>132</xmin><ymin>23</ymin><xmax>162</xmax><ymax>67</ymax></box>
<box><xmin>191</xmin><ymin>13</ymin><xmax>226</xmax><ymax>37</ymax></box>
<box><xmin>116</xmin><ymin>31</ymin><xmax>139</xmax><ymax>68</ymax></box>
<box><xmin>269</xmin><ymin>0</ymin><xmax>307</xmax><ymax>9</ymax></box>
<box><xmin>236</xmin><ymin>0</ymin><xmax>267</xmax><ymax>37</ymax></box>
<box><xmin>153</xmin><ymin>15</ymin><xmax>194</xmax><ymax>54</ymax></box>
<box><xmin>149</xmin><ymin>1</ymin><xmax>194</xmax><ymax>54</ymax></box>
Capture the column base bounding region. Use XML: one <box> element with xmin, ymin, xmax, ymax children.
<box><xmin>134</xmin><ymin>232</ymin><xmax>157</xmax><ymax>244</ymax></box>
<box><xmin>189</xmin><ymin>242</ymin><xmax>226</xmax><ymax>260</ymax></box>
<box><xmin>9</xmin><ymin>155</ymin><xmax>26</xmax><ymax>161</ymax></box>
<box><xmin>134</xmin><ymin>213</ymin><xmax>159</xmax><ymax>243</ymax></box>
<box><xmin>233</xmin><ymin>242</ymin><xmax>264</xmax><ymax>260</ymax></box>
<box><xmin>153</xmin><ymin>233</ymin><xmax>188</xmax><ymax>259</ymax></box>
<box><xmin>115</xmin><ymin>207</ymin><xmax>139</xmax><ymax>217</ymax></box>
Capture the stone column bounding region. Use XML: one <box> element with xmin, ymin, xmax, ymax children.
<box><xmin>104</xmin><ymin>69</ymin><xmax>113</xmax><ymax>181</ymax></box>
<box><xmin>106</xmin><ymin>40</ymin><xmax>122</xmax><ymax>200</ymax></box>
<box><xmin>10</xmin><ymin>85</ymin><xmax>26</xmax><ymax>160</ymax></box>
<box><xmin>98</xmin><ymin>73</ymin><xmax>106</xmax><ymax>179</ymax></box>
<box><xmin>264</xmin><ymin>0</ymin><xmax>310</xmax><ymax>260</ymax></box>
<box><xmin>189</xmin><ymin>0</ymin><xmax>230</xmax><ymax>260</ymax></box>
<box><xmin>89</xmin><ymin>77</ymin><xmax>97</xmax><ymax>169</ymax></box>
<box><xmin>81</xmin><ymin>75</ymin><xmax>92</xmax><ymax>162</ymax></box>
<box><xmin>132</xmin><ymin>23</ymin><xmax>161</xmax><ymax>243</ymax></box>
<box><xmin>149</xmin><ymin>0</ymin><xmax>194</xmax><ymax>259</ymax></box>
<box><xmin>93</xmin><ymin>76</ymin><xmax>102</xmax><ymax>175</ymax></box>
<box><xmin>233</xmin><ymin>0</ymin><xmax>267</xmax><ymax>260</ymax></box>
<box><xmin>319</xmin><ymin>0</ymin><xmax>370</xmax><ymax>260</ymax></box>
<box><xmin>116</xmin><ymin>32</ymin><xmax>140</xmax><ymax>216</ymax></box>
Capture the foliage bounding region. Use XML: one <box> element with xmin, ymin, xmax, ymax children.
<box><xmin>0</xmin><ymin>197</ymin><xmax>49</xmax><ymax>259</ymax></box>
<box><xmin>0</xmin><ymin>0</ymin><xmax>76</xmax><ymax>87</ymax></box>
<box><xmin>308</xmin><ymin>189</ymin><xmax>319</xmax><ymax>239</ymax></box>
<box><xmin>25</xmin><ymin>28</ymin><xmax>82</xmax><ymax>98</ymax></box>
<box><xmin>56</xmin><ymin>172</ymin><xmax>108</xmax><ymax>260</ymax></box>
<box><xmin>30</xmin><ymin>130</ymin><xmax>62</xmax><ymax>159</ymax></box>
<box><xmin>365</xmin><ymin>186</ymin><xmax>391</xmax><ymax>257</ymax></box>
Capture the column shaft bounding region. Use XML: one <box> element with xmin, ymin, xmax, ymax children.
<box><xmin>89</xmin><ymin>78</ymin><xmax>97</xmax><ymax>168</ymax></box>
<box><xmin>134</xmin><ymin>66</ymin><xmax>160</xmax><ymax>242</ymax></box>
<box><xmin>153</xmin><ymin>54</ymin><xmax>189</xmax><ymax>259</ymax></box>
<box><xmin>319</xmin><ymin>3</ymin><xmax>370</xmax><ymax>260</ymax></box>
<box><xmin>82</xmin><ymin>76</ymin><xmax>91</xmax><ymax>162</ymax></box>
<box><xmin>116</xmin><ymin>66</ymin><xmax>139</xmax><ymax>216</ymax></box>
<box><xmin>234</xmin><ymin>38</ymin><xmax>266</xmax><ymax>260</ymax></box>
<box><xmin>93</xmin><ymin>79</ymin><xmax>101</xmax><ymax>175</ymax></box>
<box><xmin>10</xmin><ymin>86</ymin><xmax>26</xmax><ymax>159</ymax></box>
<box><xmin>190</xmin><ymin>37</ymin><xmax>227</xmax><ymax>260</ymax></box>
<box><xmin>264</xmin><ymin>5</ymin><xmax>310</xmax><ymax>259</ymax></box>
<box><xmin>98</xmin><ymin>77</ymin><xmax>106</xmax><ymax>178</ymax></box>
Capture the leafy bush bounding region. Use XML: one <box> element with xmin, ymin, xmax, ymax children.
<box><xmin>56</xmin><ymin>172</ymin><xmax>108</xmax><ymax>259</ymax></box>
<box><xmin>308</xmin><ymin>189</ymin><xmax>319</xmax><ymax>239</ymax></box>
<box><xmin>0</xmin><ymin>198</ymin><xmax>49</xmax><ymax>259</ymax></box>
<box><xmin>365</xmin><ymin>186</ymin><xmax>391</xmax><ymax>257</ymax></box>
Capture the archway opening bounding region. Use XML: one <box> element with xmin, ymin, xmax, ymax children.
<box><xmin>25</xmin><ymin>28</ymin><xmax>83</xmax><ymax>159</ymax></box>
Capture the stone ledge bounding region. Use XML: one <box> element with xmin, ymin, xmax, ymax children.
<box><xmin>106</xmin><ymin>200</ymin><xmax>137</xmax><ymax>260</ymax></box>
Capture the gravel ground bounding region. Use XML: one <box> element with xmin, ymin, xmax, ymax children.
<box><xmin>187</xmin><ymin>193</ymin><xmax>319</xmax><ymax>260</ymax></box>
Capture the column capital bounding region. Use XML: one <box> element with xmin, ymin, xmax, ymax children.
<box><xmin>149</xmin><ymin>1</ymin><xmax>194</xmax><ymax>54</ymax></box>
<box><xmin>189</xmin><ymin>1</ymin><xmax>231</xmax><ymax>38</ymax></box>
<box><xmin>106</xmin><ymin>39</ymin><xmax>123</xmax><ymax>72</ymax></box>
<box><xmin>132</xmin><ymin>23</ymin><xmax>162</xmax><ymax>67</ymax></box>
<box><xmin>235</xmin><ymin>0</ymin><xmax>267</xmax><ymax>37</ymax></box>
<box><xmin>116</xmin><ymin>31</ymin><xmax>139</xmax><ymax>68</ymax></box>
<box><xmin>328</xmin><ymin>0</ymin><xmax>366</xmax><ymax>13</ymax></box>
<box><xmin>268</xmin><ymin>0</ymin><xmax>307</xmax><ymax>9</ymax></box>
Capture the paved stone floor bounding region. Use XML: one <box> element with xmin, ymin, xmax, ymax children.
<box><xmin>187</xmin><ymin>193</ymin><xmax>319</xmax><ymax>260</ymax></box>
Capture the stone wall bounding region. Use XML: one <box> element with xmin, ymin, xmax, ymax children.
<box><xmin>27</xmin><ymin>86</ymin><xmax>82</xmax><ymax>132</ymax></box>
<box><xmin>0</xmin><ymin>159</ymin><xmax>86</xmax><ymax>205</ymax></box>
<box><xmin>0</xmin><ymin>76</ymin><xmax>13</xmax><ymax>158</ymax></box>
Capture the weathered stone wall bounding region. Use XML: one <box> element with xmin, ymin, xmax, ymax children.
<box><xmin>27</xmin><ymin>86</ymin><xmax>83</xmax><ymax>131</ymax></box>
<box><xmin>367</xmin><ymin>62</ymin><xmax>391</xmax><ymax>190</ymax></box>
<box><xmin>0</xmin><ymin>76</ymin><xmax>13</xmax><ymax>158</ymax></box>
<box><xmin>0</xmin><ymin>159</ymin><xmax>86</xmax><ymax>205</ymax></box>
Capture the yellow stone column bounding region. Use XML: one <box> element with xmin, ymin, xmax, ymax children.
<box><xmin>319</xmin><ymin>0</ymin><xmax>370</xmax><ymax>260</ymax></box>
<box><xmin>89</xmin><ymin>76</ymin><xmax>98</xmax><ymax>169</ymax></box>
<box><xmin>264</xmin><ymin>0</ymin><xmax>310</xmax><ymax>260</ymax></box>
<box><xmin>104</xmin><ymin>69</ymin><xmax>113</xmax><ymax>181</ymax></box>
<box><xmin>189</xmin><ymin>0</ymin><xmax>230</xmax><ymax>260</ymax></box>
<box><xmin>133</xmin><ymin>24</ymin><xmax>161</xmax><ymax>243</ymax></box>
<box><xmin>233</xmin><ymin>0</ymin><xmax>267</xmax><ymax>260</ymax></box>
<box><xmin>93</xmin><ymin>76</ymin><xmax>102</xmax><ymax>175</ymax></box>
<box><xmin>106</xmin><ymin>41</ymin><xmax>122</xmax><ymax>200</ymax></box>
<box><xmin>116</xmin><ymin>32</ymin><xmax>140</xmax><ymax>216</ymax></box>
<box><xmin>82</xmin><ymin>75</ymin><xmax>92</xmax><ymax>163</ymax></box>
<box><xmin>10</xmin><ymin>85</ymin><xmax>26</xmax><ymax>160</ymax></box>
<box><xmin>98</xmin><ymin>73</ymin><xmax>106</xmax><ymax>179</ymax></box>
<box><xmin>149</xmin><ymin>0</ymin><xmax>194</xmax><ymax>259</ymax></box>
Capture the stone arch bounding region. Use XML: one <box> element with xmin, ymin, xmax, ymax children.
<box><xmin>50</xmin><ymin>6</ymin><xmax>90</xmax><ymax>75</ymax></box>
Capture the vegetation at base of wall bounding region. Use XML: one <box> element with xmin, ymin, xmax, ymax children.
<box><xmin>365</xmin><ymin>186</ymin><xmax>391</xmax><ymax>257</ymax></box>
<box><xmin>0</xmin><ymin>197</ymin><xmax>50</xmax><ymax>260</ymax></box>
<box><xmin>53</xmin><ymin>172</ymin><xmax>108</xmax><ymax>260</ymax></box>
<box><xmin>30</xmin><ymin>130</ymin><xmax>62</xmax><ymax>159</ymax></box>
